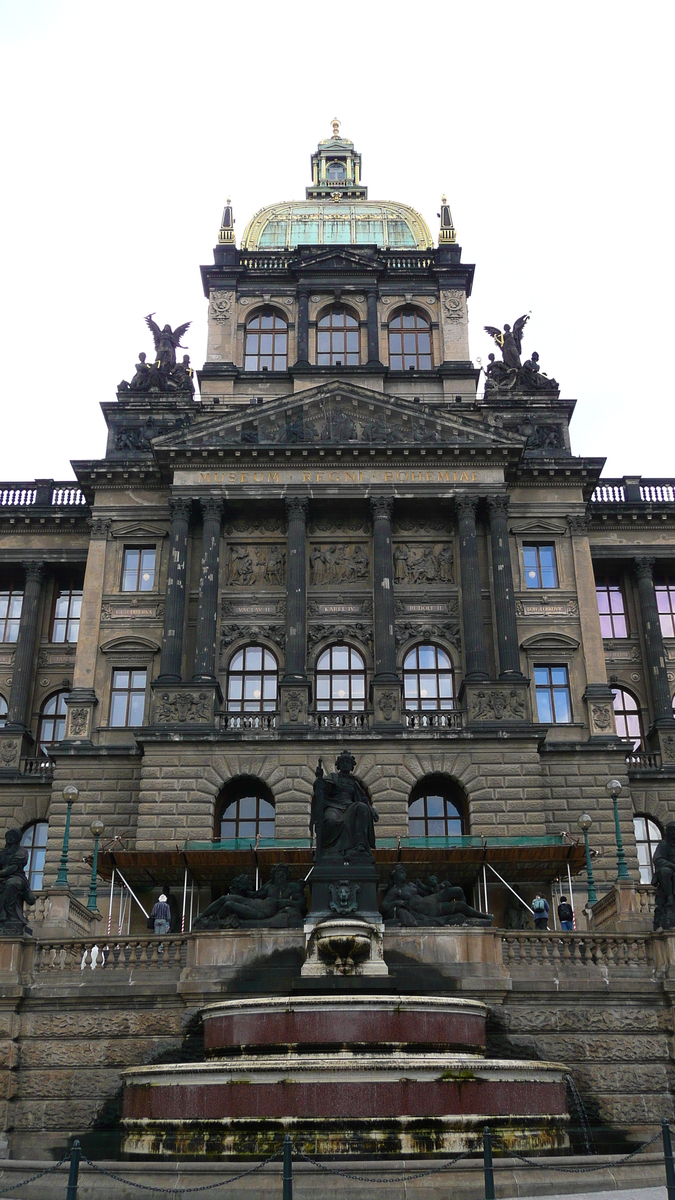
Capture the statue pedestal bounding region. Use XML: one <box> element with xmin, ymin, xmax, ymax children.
<box><xmin>307</xmin><ymin>861</ymin><xmax>380</xmax><ymax>926</ymax></box>
<box><xmin>33</xmin><ymin>889</ymin><xmax>100</xmax><ymax>937</ymax></box>
<box><xmin>301</xmin><ymin>917</ymin><xmax>389</xmax><ymax>979</ymax></box>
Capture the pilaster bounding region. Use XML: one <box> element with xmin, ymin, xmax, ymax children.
<box><xmin>568</xmin><ymin>515</ymin><xmax>618</xmax><ymax>741</ymax></box>
<box><xmin>63</xmin><ymin>517</ymin><xmax>111</xmax><ymax>744</ymax></box>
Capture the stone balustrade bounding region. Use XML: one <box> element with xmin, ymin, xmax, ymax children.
<box><xmin>501</xmin><ymin>930</ymin><xmax>654</xmax><ymax>968</ymax></box>
<box><xmin>32</xmin><ymin>936</ymin><xmax>189</xmax><ymax>973</ymax></box>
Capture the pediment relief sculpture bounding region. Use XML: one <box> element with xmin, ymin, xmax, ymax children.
<box><xmin>224</xmin><ymin>544</ymin><xmax>286</xmax><ymax>587</ymax></box>
<box><xmin>309</xmin><ymin>543</ymin><xmax>370</xmax><ymax>586</ymax></box>
<box><xmin>393</xmin><ymin>543</ymin><xmax>453</xmax><ymax>585</ymax></box>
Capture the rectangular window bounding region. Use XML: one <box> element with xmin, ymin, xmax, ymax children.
<box><xmin>656</xmin><ymin>579</ymin><xmax>675</xmax><ymax>638</ymax></box>
<box><xmin>0</xmin><ymin>584</ymin><xmax>23</xmax><ymax>642</ymax></box>
<box><xmin>122</xmin><ymin>547</ymin><xmax>156</xmax><ymax>592</ymax></box>
<box><xmin>51</xmin><ymin>583</ymin><xmax>83</xmax><ymax>643</ymax></box>
<box><xmin>596</xmin><ymin>579</ymin><xmax>629</xmax><ymax>638</ymax></box>
<box><xmin>110</xmin><ymin>668</ymin><xmax>147</xmax><ymax>727</ymax></box>
<box><xmin>534</xmin><ymin>665</ymin><xmax>572</xmax><ymax>723</ymax></box>
<box><xmin>523</xmin><ymin>544</ymin><xmax>558</xmax><ymax>589</ymax></box>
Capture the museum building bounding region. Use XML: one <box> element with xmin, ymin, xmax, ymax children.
<box><xmin>0</xmin><ymin>123</ymin><xmax>674</xmax><ymax>1163</ymax></box>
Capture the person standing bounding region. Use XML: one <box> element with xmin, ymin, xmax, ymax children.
<box><xmin>531</xmin><ymin>893</ymin><xmax>549</xmax><ymax>930</ymax></box>
<box><xmin>557</xmin><ymin>895</ymin><xmax>574</xmax><ymax>931</ymax></box>
<box><xmin>150</xmin><ymin>894</ymin><xmax>171</xmax><ymax>936</ymax></box>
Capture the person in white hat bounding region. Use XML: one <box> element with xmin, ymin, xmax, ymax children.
<box><xmin>150</xmin><ymin>893</ymin><xmax>171</xmax><ymax>935</ymax></box>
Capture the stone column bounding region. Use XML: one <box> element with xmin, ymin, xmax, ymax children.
<box><xmin>282</xmin><ymin>497</ymin><xmax>309</xmax><ymax>683</ymax></box>
<box><xmin>370</xmin><ymin>496</ymin><xmax>402</xmax><ymax>728</ymax></box>
<box><xmin>193</xmin><ymin>498</ymin><xmax>223</xmax><ymax>682</ymax></box>
<box><xmin>634</xmin><ymin>557</ymin><xmax>675</xmax><ymax>724</ymax></box>
<box><xmin>568</xmin><ymin>515</ymin><xmax>617</xmax><ymax>739</ymax></box>
<box><xmin>7</xmin><ymin>561</ymin><xmax>44</xmax><ymax>730</ymax></box>
<box><xmin>456</xmin><ymin>494</ymin><xmax>489</xmax><ymax>681</ymax></box>
<box><xmin>366</xmin><ymin>289</ymin><xmax>380</xmax><ymax>365</ymax></box>
<box><xmin>487</xmin><ymin>495</ymin><xmax>522</xmax><ymax>678</ymax></box>
<box><xmin>158</xmin><ymin>497</ymin><xmax>191</xmax><ymax>682</ymax></box>
<box><xmin>296</xmin><ymin>289</ymin><xmax>309</xmax><ymax>365</ymax></box>
<box><xmin>64</xmin><ymin>517</ymin><xmax>110</xmax><ymax>742</ymax></box>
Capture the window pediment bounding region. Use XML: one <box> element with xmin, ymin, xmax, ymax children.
<box><xmin>100</xmin><ymin>636</ymin><xmax>160</xmax><ymax>655</ymax></box>
<box><xmin>521</xmin><ymin>632</ymin><xmax>580</xmax><ymax>651</ymax></box>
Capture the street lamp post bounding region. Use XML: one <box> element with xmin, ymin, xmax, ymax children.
<box><xmin>577</xmin><ymin>813</ymin><xmax>598</xmax><ymax>905</ymax></box>
<box><xmin>606</xmin><ymin>778</ymin><xmax>630</xmax><ymax>881</ymax></box>
<box><xmin>55</xmin><ymin>784</ymin><xmax>78</xmax><ymax>888</ymax></box>
<box><xmin>87</xmin><ymin>818</ymin><xmax>105</xmax><ymax>912</ymax></box>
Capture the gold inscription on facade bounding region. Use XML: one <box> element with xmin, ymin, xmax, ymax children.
<box><xmin>177</xmin><ymin>467</ymin><xmax>502</xmax><ymax>488</ymax></box>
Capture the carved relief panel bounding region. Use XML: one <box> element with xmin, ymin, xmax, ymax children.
<box><xmin>308</xmin><ymin>543</ymin><xmax>370</xmax><ymax>587</ymax></box>
<box><xmin>224</xmin><ymin>544</ymin><xmax>286</xmax><ymax>588</ymax></box>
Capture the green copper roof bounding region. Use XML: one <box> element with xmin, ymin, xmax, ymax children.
<box><xmin>241</xmin><ymin>200</ymin><xmax>433</xmax><ymax>252</ymax></box>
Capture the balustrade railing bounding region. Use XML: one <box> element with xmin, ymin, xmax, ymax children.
<box><xmin>637</xmin><ymin>885</ymin><xmax>656</xmax><ymax>916</ymax></box>
<box><xmin>219</xmin><ymin>712</ymin><xmax>278</xmax><ymax>732</ymax></box>
<box><xmin>21</xmin><ymin>756</ymin><xmax>54</xmax><ymax>780</ymax></box>
<box><xmin>310</xmin><ymin>710</ymin><xmax>371</xmax><ymax>731</ymax></box>
<box><xmin>0</xmin><ymin>485</ymin><xmax>86</xmax><ymax>507</ymax></box>
<box><xmin>405</xmin><ymin>710</ymin><xmax>464</xmax><ymax>730</ymax></box>
<box><xmin>626</xmin><ymin>750</ymin><xmax>662</xmax><ymax>771</ymax></box>
<box><xmin>33</xmin><ymin>936</ymin><xmax>188</xmax><ymax>972</ymax></box>
<box><xmin>590</xmin><ymin>479</ymin><xmax>675</xmax><ymax>504</ymax></box>
<box><xmin>501</xmin><ymin>930</ymin><xmax>654</xmax><ymax>968</ymax></box>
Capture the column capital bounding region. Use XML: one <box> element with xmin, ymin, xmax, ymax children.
<box><xmin>169</xmin><ymin>496</ymin><xmax>192</xmax><ymax>522</ymax></box>
<box><xmin>21</xmin><ymin>560</ymin><xmax>45</xmax><ymax>583</ymax></box>
<box><xmin>285</xmin><ymin>496</ymin><xmax>309</xmax><ymax>521</ymax></box>
<box><xmin>567</xmin><ymin>513</ymin><xmax>590</xmax><ymax>535</ymax></box>
<box><xmin>634</xmin><ymin>555</ymin><xmax>656</xmax><ymax>581</ymax></box>
<box><xmin>370</xmin><ymin>495</ymin><xmax>393</xmax><ymax>521</ymax></box>
<box><xmin>87</xmin><ymin>517</ymin><xmax>112</xmax><ymax>540</ymax></box>
<box><xmin>455</xmin><ymin>492</ymin><xmax>479</xmax><ymax>520</ymax></box>
<box><xmin>486</xmin><ymin>494</ymin><xmax>510</xmax><ymax>519</ymax></box>
<box><xmin>200</xmin><ymin>497</ymin><xmax>224</xmax><ymax>522</ymax></box>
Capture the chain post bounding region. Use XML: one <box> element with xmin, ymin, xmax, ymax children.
<box><xmin>483</xmin><ymin>1125</ymin><xmax>495</xmax><ymax>1200</ymax></box>
<box><xmin>663</xmin><ymin>1119</ymin><xmax>675</xmax><ymax>1200</ymax></box>
<box><xmin>282</xmin><ymin>1133</ymin><xmax>293</xmax><ymax>1200</ymax></box>
<box><xmin>66</xmin><ymin>1138</ymin><xmax>81</xmax><ymax>1200</ymax></box>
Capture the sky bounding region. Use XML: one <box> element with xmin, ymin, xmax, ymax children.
<box><xmin>0</xmin><ymin>0</ymin><xmax>672</xmax><ymax>482</ymax></box>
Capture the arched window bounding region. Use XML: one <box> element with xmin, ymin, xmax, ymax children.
<box><xmin>633</xmin><ymin>815</ymin><xmax>662</xmax><ymax>884</ymax></box>
<box><xmin>21</xmin><ymin>822</ymin><xmax>48</xmax><ymax>890</ymax></box>
<box><xmin>38</xmin><ymin>691</ymin><xmax>69</xmax><ymax>753</ymax></box>
<box><xmin>612</xmin><ymin>687</ymin><xmax>644</xmax><ymax>750</ymax></box>
<box><xmin>244</xmin><ymin>310</ymin><xmax>288</xmax><ymax>372</ymax></box>
<box><xmin>388</xmin><ymin>309</ymin><xmax>433</xmax><ymax>370</ymax></box>
<box><xmin>227</xmin><ymin>646</ymin><xmax>278</xmax><ymax>712</ymax></box>
<box><xmin>317</xmin><ymin>307</ymin><xmax>360</xmax><ymax>366</ymax></box>
<box><xmin>217</xmin><ymin>778</ymin><xmax>275</xmax><ymax>842</ymax></box>
<box><xmin>403</xmin><ymin>644</ymin><xmax>454</xmax><ymax>710</ymax></box>
<box><xmin>0</xmin><ymin>695</ymin><xmax>7</xmax><ymax>728</ymax></box>
<box><xmin>408</xmin><ymin>776</ymin><xmax>466</xmax><ymax>837</ymax></box>
<box><xmin>327</xmin><ymin>160</ymin><xmax>346</xmax><ymax>180</ymax></box>
<box><xmin>316</xmin><ymin>644</ymin><xmax>366</xmax><ymax>711</ymax></box>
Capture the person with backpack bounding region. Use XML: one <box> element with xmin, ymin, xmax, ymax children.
<box><xmin>557</xmin><ymin>896</ymin><xmax>574</xmax><ymax>931</ymax></box>
<box><xmin>531</xmin><ymin>893</ymin><xmax>549</xmax><ymax>930</ymax></box>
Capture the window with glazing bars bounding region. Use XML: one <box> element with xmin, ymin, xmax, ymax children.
<box><xmin>51</xmin><ymin>583</ymin><xmax>83</xmax><ymax>643</ymax></box>
<box><xmin>388</xmin><ymin>310</ymin><xmax>433</xmax><ymax>370</ymax></box>
<box><xmin>244</xmin><ymin>311</ymin><xmax>288</xmax><ymax>371</ymax></box>
<box><xmin>612</xmin><ymin>687</ymin><xmax>643</xmax><ymax>749</ymax></box>
<box><xmin>110</xmin><ymin>669</ymin><xmax>147</xmax><ymax>726</ymax></box>
<box><xmin>0</xmin><ymin>584</ymin><xmax>23</xmax><ymax>642</ymax></box>
<box><xmin>408</xmin><ymin>793</ymin><xmax>464</xmax><ymax>837</ymax></box>
<box><xmin>534</xmin><ymin>665</ymin><xmax>572</xmax><ymax>723</ymax></box>
<box><xmin>403</xmin><ymin>644</ymin><xmax>454</xmax><ymax>709</ymax></box>
<box><xmin>596</xmin><ymin>579</ymin><xmax>629</xmax><ymax>637</ymax></box>
<box><xmin>38</xmin><ymin>692</ymin><xmax>69</xmax><ymax>752</ymax></box>
<box><xmin>316</xmin><ymin>645</ymin><xmax>366</xmax><ymax>710</ymax></box>
<box><xmin>656</xmin><ymin>578</ymin><xmax>675</xmax><ymax>637</ymax></box>
<box><xmin>633</xmin><ymin>815</ymin><xmax>662</xmax><ymax>884</ymax></box>
<box><xmin>523</xmin><ymin>544</ymin><xmax>558</xmax><ymax>588</ymax></box>
<box><xmin>21</xmin><ymin>822</ymin><xmax>49</xmax><ymax>890</ymax></box>
<box><xmin>227</xmin><ymin>646</ymin><xmax>278</xmax><ymax>712</ymax></box>
<box><xmin>219</xmin><ymin>794</ymin><xmax>275</xmax><ymax>840</ymax></box>
<box><xmin>122</xmin><ymin>548</ymin><xmax>156</xmax><ymax>592</ymax></box>
<box><xmin>317</xmin><ymin>308</ymin><xmax>360</xmax><ymax>366</ymax></box>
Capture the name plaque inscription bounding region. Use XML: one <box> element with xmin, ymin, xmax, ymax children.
<box><xmin>176</xmin><ymin>467</ymin><xmax>504</xmax><ymax>488</ymax></box>
<box><xmin>226</xmin><ymin>603</ymin><xmax>277</xmax><ymax>616</ymax></box>
<box><xmin>402</xmin><ymin>603</ymin><xmax>448</xmax><ymax>614</ymax></box>
<box><xmin>317</xmin><ymin>604</ymin><xmax>362</xmax><ymax>615</ymax></box>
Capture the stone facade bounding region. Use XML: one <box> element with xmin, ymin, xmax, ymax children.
<box><xmin>0</xmin><ymin>127</ymin><xmax>674</xmax><ymax>1159</ymax></box>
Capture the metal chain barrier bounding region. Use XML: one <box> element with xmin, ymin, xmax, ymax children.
<box><xmin>79</xmin><ymin>1147</ymin><xmax>283</xmax><ymax>1194</ymax></box>
<box><xmin>506</xmin><ymin>1126</ymin><xmax>663</xmax><ymax>1174</ymax></box>
<box><xmin>0</xmin><ymin>1153</ymin><xmax>70</xmax><ymax>1191</ymax></box>
<box><xmin>293</xmin><ymin>1144</ymin><xmax>470</xmax><ymax>1183</ymax></box>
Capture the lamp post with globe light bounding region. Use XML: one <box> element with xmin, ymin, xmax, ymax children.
<box><xmin>55</xmin><ymin>784</ymin><xmax>78</xmax><ymax>888</ymax></box>
<box><xmin>606</xmin><ymin>778</ymin><xmax>630</xmax><ymax>881</ymax></box>
<box><xmin>87</xmin><ymin>818</ymin><xmax>105</xmax><ymax>911</ymax></box>
<box><xmin>577</xmin><ymin>813</ymin><xmax>598</xmax><ymax>905</ymax></box>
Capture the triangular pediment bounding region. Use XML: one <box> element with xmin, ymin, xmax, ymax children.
<box><xmin>153</xmin><ymin>381</ymin><xmax>526</xmax><ymax>454</ymax></box>
<box><xmin>290</xmin><ymin>247</ymin><xmax>378</xmax><ymax>271</ymax></box>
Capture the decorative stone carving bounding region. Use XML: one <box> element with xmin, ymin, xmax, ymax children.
<box><xmin>377</xmin><ymin>689</ymin><xmax>398</xmax><ymax>721</ymax></box>
<box><xmin>567</xmin><ymin>515</ymin><xmax>591</xmax><ymax>535</ymax></box>
<box><xmin>101</xmin><ymin>601</ymin><xmax>164</xmax><ymax>621</ymax></box>
<box><xmin>393</xmin><ymin>517</ymin><xmax>448</xmax><ymax>535</ymax></box>
<box><xmin>225</xmin><ymin>545</ymin><xmax>286</xmax><ymax>587</ymax></box>
<box><xmin>526</xmin><ymin>425</ymin><xmax>564</xmax><ymax>451</ymax></box>
<box><xmin>223</xmin><ymin>516</ymin><xmax>284</xmax><ymax>536</ymax></box>
<box><xmin>470</xmin><ymin>689</ymin><xmax>527</xmax><ymax>721</ymax></box>
<box><xmin>590</xmin><ymin>704</ymin><xmax>612</xmax><ymax>731</ymax></box>
<box><xmin>67</xmin><ymin>708</ymin><xmax>89</xmax><ymax>737</ymax></box>
<box><xmin>308</xmin><ymin>516</ymin><xmax>370</xmax><ymax>536</ymax></box>
<box><xmin>87</xmin><ymin>518</ymin><xmax>112</xmax><ymax>540</ymax></box>
<box><xmin>118</xmin><ymin>317</ymin><xmax>194</xmax><ymax>394</ymax></box>
<box><xmin>483</xmin><ymin>316</ymin><xmax>559</xmax><ymax>394</ymax></box>
<box><xmin>154</xmin><ymin>691</ymin><xmax>212</xmax><ymax>724</ymax></box>
<box><xmin>194</xmin><ymin>866</ymin><xmax>306</xmax><ymax>930</ymax></box>
<box><xmin>283</xmin><ymin>692</ymin><xmax>305</xmax><ymax>723</ymax></box>
<box><xmin>395</xmin><ymin>620</ymin><xmax>461</xmax><ymax>651</ymax></box>
<box><xmin>381</xmin><ymin>867</ymin><xmax>490</xmax><ymax>927</ymax></box>
<box><xmin>0</xmin><ymin>741</ymin><xmax>19</xmax><ymax>766</ymax></box>
<box><xmin>308</xmin><ymin>622</ymin><xmax>372</xmax><ymax>653</ymax></box>
<box><xmin>515</xmin><ymin>597</ymin><xmax>579</xmax><ymax>617</ymax></box>
<box><xmin>663</xmin><ymin>734</ymin><xmax>675</xmax><ymax>762</ymax></box>
<box><xmin>210</xmin><ymin>291</ymin><xmax>233</xmax><ymax>322</ymax></box>
<box><xmin>442</xmin><ymin>292</ymin><xmax>464</xmax><ymax>321</ymax></box>
<box><xmin>220</xmin><ymin>624</ymin><xmax>285</xmax><ymax>653</ymax></box>
<box><xmin>393</xmin><ymin>543</ymin><xmax>453</xmax><ymax>585</ymax></box>
<box><xmin>329</xmin><ymin>880</ymin><xmax>360</xmax><ymax>915</ymax></box>
<box><xmin>309</xmin><ymin>544</ymin><xmax>369</xmax><ymax>586</ymax></box>
<box><xmin>370</xmin><ymin>495</ymin><xmax>394</xmax><ymax>521</ymax></box>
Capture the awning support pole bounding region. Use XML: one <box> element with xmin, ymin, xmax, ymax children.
<box><xmin>485</xmin><ymin>862</ymin><xmax>534</xmax><ymax>913</ymax></box>
<box><xmin>114</xmin><ymin>868</ymin><xmax>150</xmax><ymax>920</ymax></box>
<box><xmin>181</xmin><ymin>867</ymin><xmax>188</xmax><ymax>933</ymax></box>
<box><xmin>189</xmin><ymin>876</ymin><xmax>195</xmax><ymax>932</ymax></box>
<box><xmin>482</xmin><ymin>864</ymin><xmax>488</xmax><ymax>915</ymax></box>
<box><xmin>567</xmin><ymin>861</ymin><xmax>576</xmax><ymax>929</ymax></box>
<box><xmin>107</xmin><ymin>869</ymin><xmax>116</xmax><ymax>937</ymax></box>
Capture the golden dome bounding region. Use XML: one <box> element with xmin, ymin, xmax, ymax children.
<box><xmin>240</xmin><ymin>200</ymin><xmax>433</xmax><ymax>252</ymax></box>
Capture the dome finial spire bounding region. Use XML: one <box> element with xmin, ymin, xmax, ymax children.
<box><xmin>331</xmin><ymin>116</ymin><xmax>341</xmax><ymax>138</ymax></box>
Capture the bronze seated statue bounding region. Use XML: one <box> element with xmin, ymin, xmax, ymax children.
<box><xmin>381</xmin><ymin>866</ymin><xmax>491</xmax><ymax>928</ymax></box>
<box><xmin>194</xmin><ymin>864</ymin><xmax>307</xmax><ymax>930</ymax></box>
<box><xmin>0</xmin><ymin>829</ymin><xmax>36</xmax><ymax>935</ymax></box>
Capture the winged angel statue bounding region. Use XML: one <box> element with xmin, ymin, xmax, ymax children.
<box><xmin>145</xmin><ymin>314</ymin><xmax>191</xmax><ymax>373</ymax></box>
<box><xmin>118</xmin><ymin>314</ymin><xmax>194</xmax><ymax>394</ymax></box>
<box><xmin>484</xmin><ymin>314</ymin><xmax>529</xmax><ymax>370</ymax></box>
<box><xmin>482</xmin><ymin>314</ymin><xmax>558</xmax><ymax>395</ymax></box>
